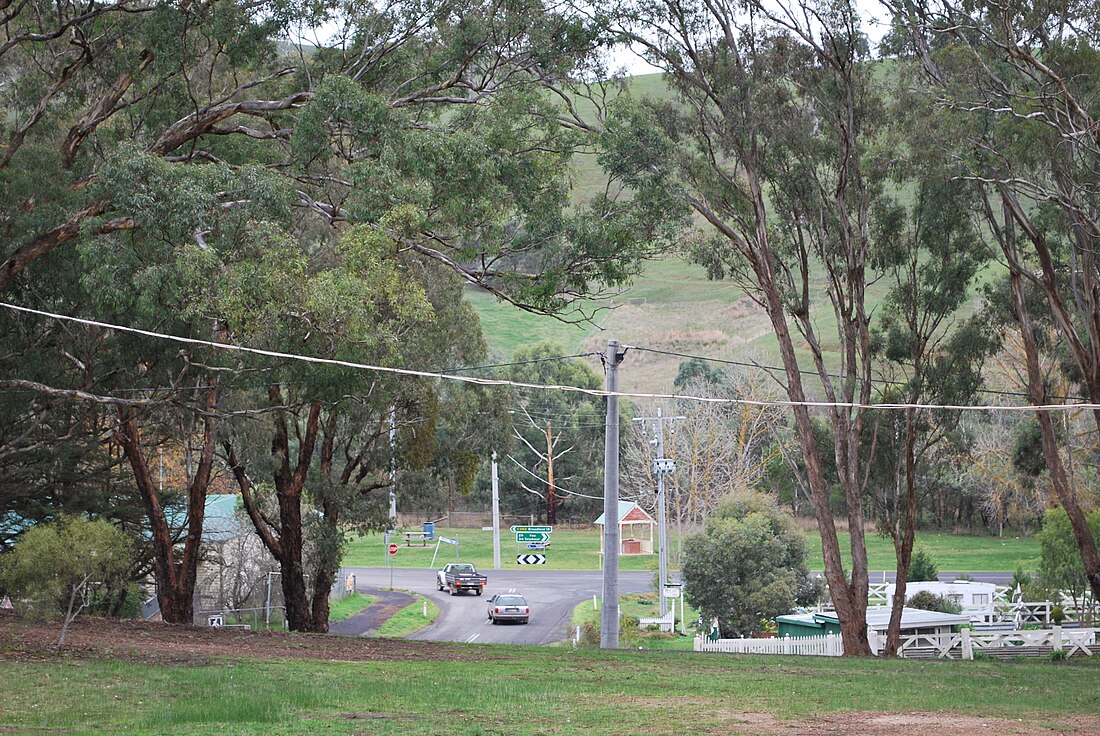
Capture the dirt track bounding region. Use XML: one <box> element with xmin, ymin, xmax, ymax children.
<box><xmin>0</xmin><ymin>615</ymin><xmax>507</xmax><ymax>665</ymax></box>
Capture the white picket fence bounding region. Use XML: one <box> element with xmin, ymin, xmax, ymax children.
<box><xmin>696</xmin><ymin>627</ymin><xmax>1096</xmax><ymax>659</ymax></box>
<box><xmin>638</xmin><ymin>610</ymin><xmax>675</xmax><ymax>632</ymax></box>
<box><xmin>896</xmin><ymin>626</ymin><xmax>1096</xmax><ymax>659</ymax></box>
<box><xmin>695</xmin><ymin>632</ymin><xmax>843</xmax><ymax>656</ymax></box>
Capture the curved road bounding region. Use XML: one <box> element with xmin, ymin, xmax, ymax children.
<box><xmin>343</xmin><ymin>567</ymin><xmax>653</xmax><ymax>645</ymax></box>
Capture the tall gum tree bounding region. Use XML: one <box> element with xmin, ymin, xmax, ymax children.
<box><xmin>885</xmin><ymin>0</ymin><xmax>1100</xmax><ymax>602</ymax></box>
<box><xmin>604</xmin><ymin>0</ymin><xmax>889</xmax><ymax>654</ymax></box>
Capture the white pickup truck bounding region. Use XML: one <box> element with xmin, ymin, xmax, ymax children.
<box><xmin>436</xmin><ymin>562</ymin><xmax>487</xmax><ymax>596</ymax></box>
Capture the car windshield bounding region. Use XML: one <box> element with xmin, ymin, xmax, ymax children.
<box><xmin>495</xmin><ymin>595</ymin><xmax>526</xmax><ymax>606</ymax></box>
<box><xmin>451</xmin><ymin>564</ymin><xmax>474</xmax><ymax>573</ymax></box>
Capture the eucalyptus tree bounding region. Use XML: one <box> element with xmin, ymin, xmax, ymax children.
<box><xmin>2</xmin><ymin>0</ymin><xmax>672</xmax><ymax>631</ymax></box>
<box><xmin>866</xmin><ymin>154</ymin><xmax>995</xmax><ymax>652</ymax></box>
<box><xmin>603</xmin><ymin>0</ymin><xmax>889</xmax><ymax>653</ymax></box>
<box><xmin>499</xmin><ymin>343</ymin><xmax>606</xmax><ymax>524</ymax></box>
<box><xmin>216</xmin><ymin>222</ymin><xmax>515</xmax><ymax>632</ymax></box>
<box><xmin>885</xmin><ymin>0</ymin><xmax>1100</xmax><ymax>602</ymax></box>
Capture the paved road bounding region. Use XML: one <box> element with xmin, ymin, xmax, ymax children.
<box><xmin>344</xmin><ymin>567</ymin><xmax>653</xmax><ymax>645</ymax></box>
<box><xmin>329</xmin><ymin>587</ymin><xmax>415</xmax><ymax>637</ymax></box>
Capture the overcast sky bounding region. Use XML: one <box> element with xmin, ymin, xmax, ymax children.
<box><xmin>608</xmin><ymin>1</ymin><xmax>892</xmax><ymax>76</ymax></box>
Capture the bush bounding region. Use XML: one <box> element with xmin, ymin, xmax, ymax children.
<box><xmin>0</xmin><ymin>516</ymin><xmax>132</xmax><ymax>619</ymax></box>
<box><xmin>906</xmin><ymin>548</ymin><xmax>939</xmax><ymax>582</ymax></box>
<box><xmin>906</xmin><ymin>590</ymin><xmax>962</xmax><ymax>614</ymax></box>
<box><xmin>682</xmin><ymin>489</ymin><xmax>812</xmax><ymax>637</ymax></box>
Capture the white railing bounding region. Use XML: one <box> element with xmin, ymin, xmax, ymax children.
<box><xmin>695</xmin><ymin>632</ymin><xmax>843</xmax><ymax>657</ymax></box>
<box><xmin>896</xmin><ymin>627</ymin><xmax>1096</xmax><ymax>659</ymax></box>
<box><xmin>638</xmin><ymin>610</ymin><xmax>675</xmax><ymax>632</ymax></box>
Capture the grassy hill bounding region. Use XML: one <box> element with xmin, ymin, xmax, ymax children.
<box><xmin>465</xmin><ymin>73</ymin><xmax>907</xmax><ymax>396</ymax></box>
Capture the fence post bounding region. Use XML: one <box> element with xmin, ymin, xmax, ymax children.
<box><xmin>866</xmin><ymin>627</ymin><xmax>880</xmax><ymax>655</ymax></box>
<box><xmin>961</xmin><ymin>627</ymin><xmax>973</xmax><ymax>661</ymax></box>
<box><xmin>1052</xmin><ymin>625</ymin><xmax>1063</xmax><ymax>652</ymax></box>
<box><xmin>782</xmin><ymin>634</ymin><xmax>791</xmax><ymax>655</ymax></box>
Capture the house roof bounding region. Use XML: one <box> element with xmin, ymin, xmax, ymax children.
<box><xmin>163</xmin><ymin>493</ymin><xmax>243</xmax><ymax>543</ymax></box>
<box><xmin>777</xmin><ymin>606</ymin><xmax>971</xmax><ymax>631</ymax></box>
<box><xmin>594</xmin><ymin>501</ymin><xmax>655</xmax><ymax>526</ymax></box>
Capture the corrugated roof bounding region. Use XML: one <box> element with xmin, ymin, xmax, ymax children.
<box><xmin>593</xmin><ymin>501</ymin><xmax>655</xmax><ymax>526</ymax></box>
<box><xmin>802</xmin><ymin>606</ymin><xmax>972</xmax><ymax>630</ymax></box>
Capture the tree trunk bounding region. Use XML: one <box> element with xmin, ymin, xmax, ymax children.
<box><xmin>883</xmin><ymin>408</ymin><xmax>919</xmax><ymax>656</ymax></box>
<box><xmin>762</xmin><ymin>280</ymin><xmax>873</xmax><ymax>656</ymax></box>
<box><xmin>115</xmin><ymin>388</ymin><xmax>217</xmax><ymax>625</ymax></box>
<box><xmin>1001</xmin><ymin>205</ymin><xmax>1100</xmax><ymax>604</ymax></box>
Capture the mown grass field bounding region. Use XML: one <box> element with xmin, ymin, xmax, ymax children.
<box><xmin>343</xmin><ymin>526</ymin><xmax>1039</xmax><ymax>574</ymax></box>
<box><xmin>2</xmin><ymin>645</ymin><xmax>1097</xmax><ymax>735</ymax></box>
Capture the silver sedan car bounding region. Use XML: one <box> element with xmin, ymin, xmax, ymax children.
<box><xmin>487</xmin><ymin>594</ymin><xmax>530</xmax><ymax>624</ymax></box>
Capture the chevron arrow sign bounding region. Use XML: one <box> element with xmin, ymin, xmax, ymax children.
<box><xmin>516</xmin><ymin>554</ymin><xmax>546</xmax><ymax>565</ymax></box>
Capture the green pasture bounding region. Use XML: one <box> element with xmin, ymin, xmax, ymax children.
<box><xmin>2</xmin><ymin>645</ymin><xmax>1097</xmax><ymax>735</ymax></box>
<box><xmin>342</xmin><ymin>528</ymin><xmax>660</xmax><ymax>572</ymax></box>
<box><xmin>803</xmin><ymin>530</ymin><xmax>1040</xmax><ymax>575</ymax></box>
<box><xmin>343</xmin><ymin>526</ymin><xmax>1038</xmax><ymax>574</ymax></box>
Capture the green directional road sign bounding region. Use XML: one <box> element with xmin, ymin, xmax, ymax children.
<box><xmin>510</xmin><ymin>525</ymin><xmax>552</xmax><ymax>534</ymax></box>
<box><xmin>515</xmin><ymin>532</ymin><xmax>550</xmax><ymax>543</ymax></box>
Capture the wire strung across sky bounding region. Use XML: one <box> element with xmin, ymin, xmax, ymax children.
<box><xmin>3</xmin><ymin>301</ymin><xmax>1097</xmax><ymax>414</ymax></box>
<box><xmin>505</xmin><ymin>453</ymin><xmax>632</xmax><ymax>501</ymax></box>
<box><xmin>625</xmin><ymin>345</ymin><xmax>1079</xmax><ymax>404</ymax></box>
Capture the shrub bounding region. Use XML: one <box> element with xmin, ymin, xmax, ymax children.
<box><xmin>907</xmin><ymin>590</ymin><xmax>962</xmax><ymax>614</ymax></box>
<box><xmin>0</xmin><ymin>516</ymin><xmax>132</xmax><ymax>619</ymax></box>
<box><xmin>907</xmin><ymin>548</ymin><xmax>939</xmax><ymax>582</ymax></box>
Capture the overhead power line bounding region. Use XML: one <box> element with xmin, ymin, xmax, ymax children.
<box><xmin>3</xmin><ymin>302</ymin><xmax>1097</xmax><ymax>414</ymax></box>
<box><xmin>445</xmin><ymin>352</ymin><xmax>600</xmax><ymax>374</ymax></box>
<box><xmin>627</xmin><ymin>344</ymin><xmax>1082</xmax><ymax>404</ymax></box>
<box><xmin>505</xmin><ymin>454</ymin><xmax>630</xmax><ymax>501</ymax></box>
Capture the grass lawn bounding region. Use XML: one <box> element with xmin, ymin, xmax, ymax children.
<box><xmin>372</xmin><ymin>595</ymin><xmax>440</xmax><ymax>638</ymax></box>
<box><xmin>571</xmin><ymin>592</ymin><xmax>700</xmax><ymax>651</ymax></box>
<box><xmin>344</xmin><ymin>527</ymin><xmax>1038</xmax><ymax>574</ymax></box>
<box><xmin>2</xmin><ymin>646</ymin><xmax>1098</xmax><ymax>735</ymax></box>
<box><xmin>343</xmin><ymin>528</ymin><xmax>661</xmax><ymax>572</ymax></box>
<box><xmin>327</xmin><ymin>593</ymin><xmax>376</xmax><ymax>624</ymax></box>
<box><xmin>803</xmin><ymin>529</ymin><xmax>1040</xmax><ymax>574</ymax></box>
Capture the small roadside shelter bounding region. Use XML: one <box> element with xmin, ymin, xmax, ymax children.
<box><xmin>594</xmin><ymin>501</ymin><xmax>656</xmax><ymax>555</ymax></box>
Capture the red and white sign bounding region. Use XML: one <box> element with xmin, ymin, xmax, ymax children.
<box><xmin>387</xmin><ymin>543</ymin><xmax>399</xmax><ymax>556</ymax></box>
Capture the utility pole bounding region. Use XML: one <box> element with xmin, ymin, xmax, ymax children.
<box><xmin>634</xmin><ymin>406</ymin><xmax>684</xmax><ymax>619</ymax></box>
<box><xmin>545</xmin><ymin>421</ymin><xmax>556</xmax><ymax>525</ymax></box>
<box><xmin>491</xmin><ymin>451</ymin><xmax>501</xmax><ymax>570</ymax></box>
<box><xmin>601</xmin><ymin>339</ymin><xmax>625</xmax><ymax>649</ymax></box>
<box><xmin>388</xmin><ymin>406</ymin><xmax>397</xmax><ymax>529</ymax></box>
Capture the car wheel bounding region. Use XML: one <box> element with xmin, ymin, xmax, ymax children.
<box><xmin>522</xmin><ymin>619</ymin><xmax>529</xmax><ymax>625</ymax></box>
<box><xmin>475</xmin><ymin>589</ymin><xmax>482</xmax><ymax>596</ymax></box>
